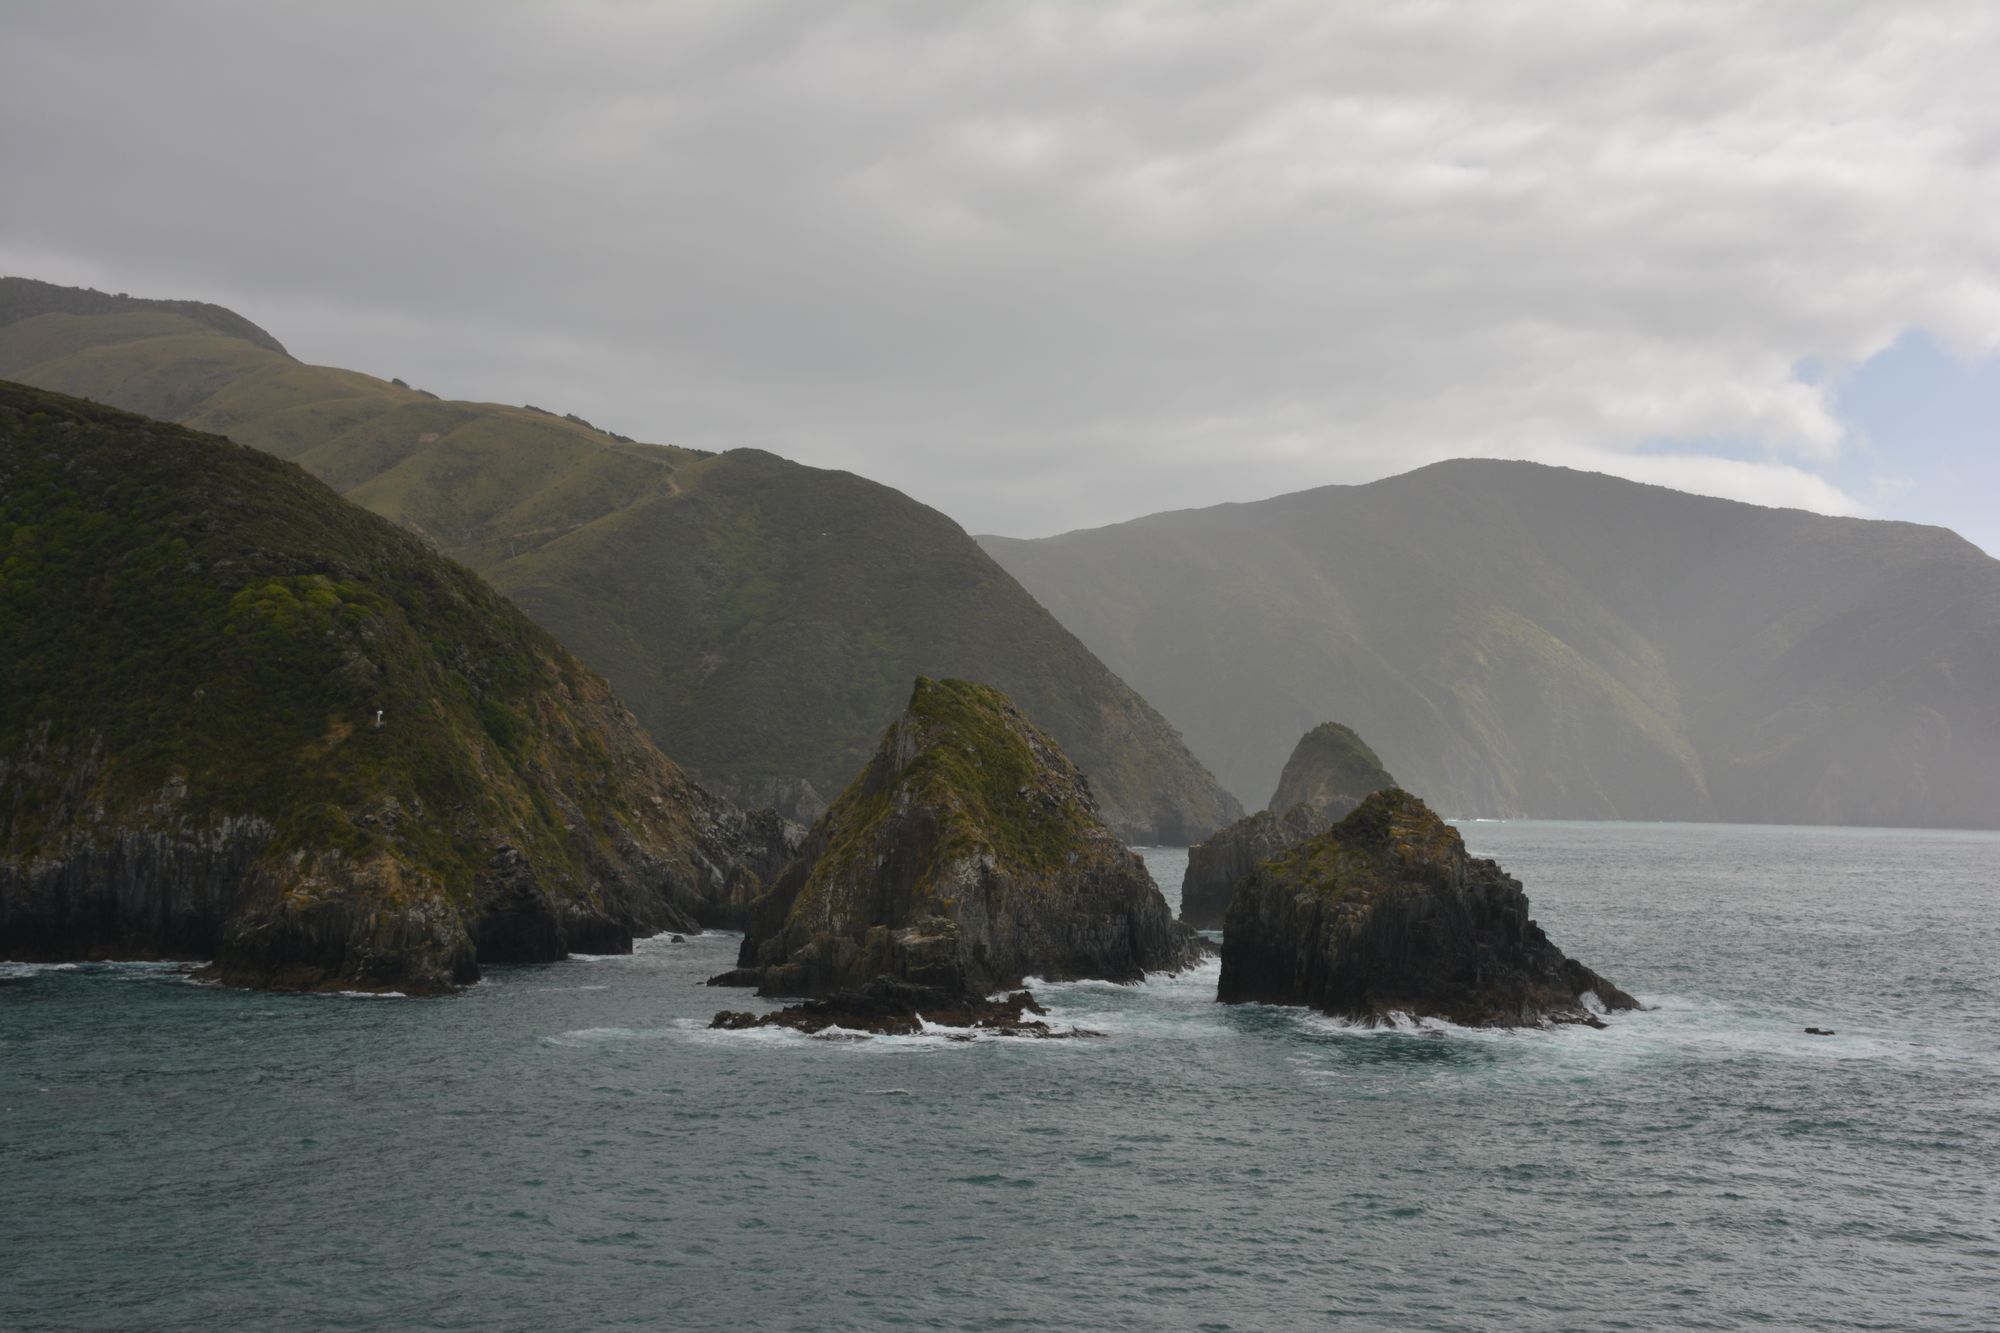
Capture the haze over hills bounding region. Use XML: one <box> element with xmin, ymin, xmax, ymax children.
<box><xmin>0</xmin><ymin>277</ymin><xmax>1240</xmax><ymax>844</ymax></box>
<box><xmin>982</xmin><ymin>461</ymin><xmax>2000</xmax><ymax>830</ymax></box>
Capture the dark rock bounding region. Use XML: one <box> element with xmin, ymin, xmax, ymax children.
<box><xmin>1181</xmin><ymin>721</ymin><xmax>1396</xmax><ymax>928</ymax></box>
<box><xmin>1182</xmin><ymin>803</ymin><xmax>1334</xmax><ymax>929</ymax></box>
<box><xmin>1266</xmin><ymin>721</ymin><xmax>1397</xmax><ymax>817</ymax></box>
<box><xmin>708</xmin><ymin>979</ymin><xmax>1095</xmax><ymax>1039</ymax></box>
<box><xmin>1218</xmin><ymin>789</ymin><xmax>1637</xmax><ymax>1028</ymax></box>
<box><xmin>727</xmin><ymin>678</ymin><xmax>1203</xmax><ymax>1001</ymax></box>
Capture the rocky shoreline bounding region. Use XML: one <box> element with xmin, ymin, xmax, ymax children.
<box><xmin>711</xmin><ymin>979</ymin><xmax>1101</xmax><ymax>1039</ymax></box>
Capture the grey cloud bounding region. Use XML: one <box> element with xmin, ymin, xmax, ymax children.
<box><xmin>3</xmin><ymin>0</ymin><xmax>1995</xmax><ymax>535</ymax></box>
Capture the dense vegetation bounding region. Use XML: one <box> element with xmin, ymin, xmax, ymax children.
<box><xmin>984</xmin><ymin>461</ymin><xmax>2000</xmax><ymax>828</ymax></box>
<box><xmin>0</xmin><ymin>280</ymin><xmax>1239</xmax><ymax>843</ymax></box>
<box><xmin>0</xmin><ymin>380</ymin><xmax>780</xmax><ymax>990</ymax></box>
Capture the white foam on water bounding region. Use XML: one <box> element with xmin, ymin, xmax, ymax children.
<box><xmin>1</xmin><ymin>960</ymin><xmax>198</xmax><ymax>981</ymax></box>
<box><xmin>667</xmin><ymin>1011</ymin><xmax>1104</xmax><ymax>1052</ymax></box>
<box><xmin>1018</xmin><ymin>957</ymin><xmax>1230</xmax><ymax>1041</ymax></box>
<box><xmin>1278</xmin><ymin>990</ymin><xmax>1974</xmax><ymax>1093</ymax></box>
<box><xmin>543</xmin><ymin>1025</ymin><xmax>682</xmax><ymax>1048</ymax></box>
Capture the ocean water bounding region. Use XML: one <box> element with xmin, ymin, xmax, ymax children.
<box><xmin>3</xmin><ymin>821</ymin><xmax>1997</xmax><ymax>1331</ymax></box>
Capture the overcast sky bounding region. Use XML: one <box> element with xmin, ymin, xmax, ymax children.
<box><xmin>5</xmin><ymin>2</ymin><xmax>1996</xmax><ymax>549</ymax></box>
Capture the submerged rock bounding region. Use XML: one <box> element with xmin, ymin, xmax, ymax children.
<box><xmin>1218</xmin><ymin>789</ymin><xmax>1635</xmax><ymax>1027</ymax></box>
<box><xmin>710</xmin><ymin>979</ymin><xmax>1095</xmax><ymax>1039</ymax></box>
<box><xmin>1181</xmin><ymin>721</ymin><xmax>1396</xmax><ymax>928</ymax></box>
<box><xmin>715</xmin><ymin>677</ymin><xmax>1202</xmax><ymax>1001</ymax></box>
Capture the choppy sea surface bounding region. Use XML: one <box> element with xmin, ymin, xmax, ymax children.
<box><xmin>4</xmin><ymin>821</ymin><xmax>1997</xmax><ymax>1331</ymax></box>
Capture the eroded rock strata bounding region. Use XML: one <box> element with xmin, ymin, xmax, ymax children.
<box><xmin>1218</xmin><ymin>789</ymin><xmax>1635</xmax><ymax>1027</ymax></box>
<box><xmin>1181</xmin><ymin>722</ymin><xmax>1396</xmax><ymax>928</ymax></box>
<box><xmin>0</xmin><ymin>382</ymin><xmax>796</xmax><ymax>993</ymax></box>
<box><xmin>715</xmin><ymin>678</ymin><xmax>1202</xmax><ymax>1004</ymax></box>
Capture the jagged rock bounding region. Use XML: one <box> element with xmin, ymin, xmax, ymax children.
<box><xmin>1181</xmin><ymin>804</ymin><xmax>1335</xmax><ymax>931</ymax></box>
<box><xmin>716</xmin><ymin>678</ymin><xmax>1203</xmax><ymax>1000</ymax></box>
<box><xmin>710</xmin><ymin>979</ymin><xmax>1096</xmax><ymax>1038</ymax></box>
<box><xmin>1181</xmin><ymin>722</ymin><xmax>1396</xmax><ymax>928</ymax></box>
<box><xmin>0</xmin><ymin>382</ymin><xmax>797</xmax><ymax>993</ymax></box>
<box><xmin>1218</xmin><ymin>789</ymin><xmax>1636</xmax><ymax>1027</ymax></box>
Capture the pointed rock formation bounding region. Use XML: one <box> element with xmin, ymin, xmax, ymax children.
<box><xmin>715</xmin><ymin>678</ymin><xmax>1203</xmax><ymax>1004</ymax></box>
<box><xmin>1266</xmin><ymin>722</ymin><xmax>1397</xmax><ymax>817</ymax></box>
<box><xmin>1218</xmin><ymin>789</ymin><xmax>1635</xmax><ymax>1027</ymax></box>
<box><xmin>1181</xmin><ymin>722</ymin><xmax>1396</xmax><ymax>928</ymax></box>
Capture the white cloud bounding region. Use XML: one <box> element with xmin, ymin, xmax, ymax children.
<box><xmin>3</xmin><ymin>0</ymin><xmax>1996</xmax><ymax>535</ymax></box>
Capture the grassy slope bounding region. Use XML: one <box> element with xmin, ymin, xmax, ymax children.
<box><xmin>0</xmin><ymin>284</ymin><xmax>1239</xmax><ymax>843</ymax></box>
<box><xmin>0</xmin><ymin>380</ymin><xmax>749</xmax><ymax>987</ymax></box>
<box><xmin>983</xmin><ymin>461</ymin><xmax>2000</xmax><ymax>828</ymax></box>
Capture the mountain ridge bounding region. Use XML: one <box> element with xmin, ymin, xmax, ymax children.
<box><xmin>0</xmin><ymin>277</ymin><xmax>1240</xmax><ymax>843</ymax></box>
<box><xmin>981</xmin><ymin>458</ymin><xmax>2000</xmax><ymax>829</ymax></box>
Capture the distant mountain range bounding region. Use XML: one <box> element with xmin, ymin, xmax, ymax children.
<box><xmin>0</xmin><ymin>277</ymin><xmax>1240</xmax><ymax>844</ymax></box>
<box><xmin>982</xmin><ymin>460</ymin><xmax>2000</xmax><ymax>829</ymax></box>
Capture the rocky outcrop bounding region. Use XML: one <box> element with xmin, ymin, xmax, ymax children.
<box><xmin>715</xmin><ymin>678</ymin><xmax>1203</xmax><ymax>1002</ymax></box>
<box><xmin>1266</xmin><ymin>722</ymin><xmax>1396</xmax><ymax>818</ymax></box>
<box><xmin>1181</xmin><ymin>803</ymin><xmax>1334</xmax><ymax>930</ymax></box>
<box><xmin>710</xmin><ymin>980</ymin><xmax>1093</xmax><ymax>1039</ymax></box>
<box><xmin>1218</xmin><ymin>789</ymin><xmax>1636</xmax><ymax>1027</ymax></box>
<box><xmin>1181</xmin><ymin>722</ymin><xmax>1396</xmax><ymax>928</ymax></box>
<box><xmin>0</xmin><ymin>382</ymin><xmax>797</xmax><ymax>993</ymax></box>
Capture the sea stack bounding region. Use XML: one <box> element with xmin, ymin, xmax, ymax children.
<box><xmin>1181</xmin><ymin>721</ymin><xmax>1395</xmax><ymax>928</ymax></box>
<box><xmin>714</xmin><ymin>678</ymin><xmax>1202</xmax><ymax>1013</ymax></box>
<box><xmin>1218</xmin><ymin>788</ymin><xmax>1635</xmax><ymax>1027</ymax></box>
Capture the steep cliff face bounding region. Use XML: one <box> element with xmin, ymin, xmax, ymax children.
<box><xmin>720</xmin><ymin>678</ymin><xmax>1202</xmax><ymax>999</ymax></box>
<box><xmin>1181</xmin><ymin>805</ymin><xmax>1334</xmax><ymax>931</ymax></box>
<box><xmin>1217</xmin><ymin>790</ymin><xmax>1634</xmax><ymax>1027</ymax></box>
<box><xmin>1181</xmin><ymin>722</ymin><xmax>1395</xmax><ymax>928</ymax></box>
<box><xmin>0</xmin><ymin>381</ymin><xmax>795</xmax><ymax>992</ymax></box>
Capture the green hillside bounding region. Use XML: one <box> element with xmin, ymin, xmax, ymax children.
<box><xmin>0</xmin><ymin>278</ymin><xmax>1240</xmax><ymax>844</ymax></box>
<box><xmin>982</xmin><ymin>461</ymin><xmax>2000</xmax><ymax>829</ymax></box>
<box><xmin>0</xmin><ymin>380</ymin><xmax>790</xmax><ymax>991</ymax></box>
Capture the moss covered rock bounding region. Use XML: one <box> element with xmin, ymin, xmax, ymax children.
<box><xmin>0</xmin><ymin>381</ymin><xmax>795</xmax><ymax>993</ymax></box>
<box><xmin>720</xmin><ymin>678</ymin><xmax>1202</xmax><ymax>998</ymax></box>
<box><xmin>1217</xmin><ymin>789</ymin><xmax>1635</xmax><ymax>1027</ymax></box>
<box><xmin>1181</xmin><ymin>721</ymin><xmax>1396</xmax><ymax>928</ymax></box>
